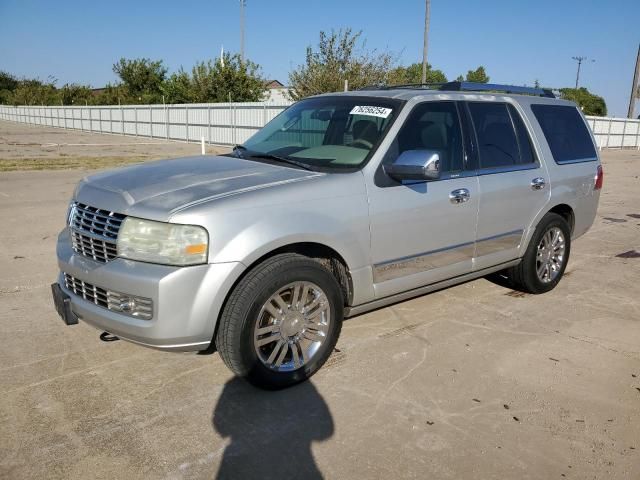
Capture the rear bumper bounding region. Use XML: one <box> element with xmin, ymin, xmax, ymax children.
<box><xmin>55</xmin><ymin>228</ymin><xmax>245</xmax><ymax>352</ymax></box>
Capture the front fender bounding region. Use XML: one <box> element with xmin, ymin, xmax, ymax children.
<box><xmin>170</xmin><ymin>172</ymin><xmax>373</xmax><ymax>304</ymax></box>
<box><xmin>212</xmin><ymin>203</ymin><xmax>371</xmax><ymax>270</ymax></box>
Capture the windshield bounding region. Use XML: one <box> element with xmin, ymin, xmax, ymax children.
<box><xmin>237</xmin><ymin>96</ymin><xmax>403</xmax><ymax>172</ymax></box>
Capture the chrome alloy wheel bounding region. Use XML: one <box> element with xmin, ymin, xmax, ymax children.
<box><xmin>536</xmin><ymin>226</ymin><xmax>566</xmax><ymax>283</ymax></box>
<box><xmin>253</xmin><ymin>281</ymin><xmax>331</xmax><ymax>372</ymax></box>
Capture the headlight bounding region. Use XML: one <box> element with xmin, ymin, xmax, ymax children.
<box><xmin>117</xmin><ymin>218</ymin><xmax>209</xmax><ymax>266</ymax></box>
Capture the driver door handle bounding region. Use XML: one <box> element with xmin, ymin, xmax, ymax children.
<box><xmin>449</xmin><ymin>188</ymin><xmax>471</xmax><ymax>204</ymax></box>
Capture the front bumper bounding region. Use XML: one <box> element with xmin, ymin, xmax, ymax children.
<box><xmin>55</xmin><ymin>228</ymin><xmax>245</xmax><ymax>351</ymax></box>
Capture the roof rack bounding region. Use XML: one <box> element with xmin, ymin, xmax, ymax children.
<box><xmin>359</xmin><ymin>81</ymin><xmax>555</xmax><ymax>98</ymax></box>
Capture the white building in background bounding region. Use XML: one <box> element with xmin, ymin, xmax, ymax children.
<box><xmin>264</xmin><ymin>80</ymin><xmax>291</xmax><ymax>102</ymax></box>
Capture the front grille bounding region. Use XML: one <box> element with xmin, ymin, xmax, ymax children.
<box><xmin>71</xmin><ymin>230</ymin><xmax>118</xmax><ymax>262</ymax></box>
<box><xmin>64</xmin><ymin>272</ymin><xmax>108</xmax><ymax>308</ymax></box>
<box><xmin>63</xmin><ymin>272</ymin><xmax>153</xmax><ymax>320</ymax></box>
<box><xmin>69</xmin><ymin>202</ymin><xmax>126</xmax><ymax>263</ymax></box>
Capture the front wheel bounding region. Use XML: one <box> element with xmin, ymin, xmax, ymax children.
<box><xmin>216</xmin><ymin>253</ymin><xmax>343</xmax><ymax>390</ymax></box>
<box><xmin>509</xmin><ymin>212</ymin><xmax>571</xmax><ymax>294</ymax></box>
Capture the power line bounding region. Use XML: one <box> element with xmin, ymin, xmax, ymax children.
<box><xmin>421</xmin><ymin>0</ymin><xmax>431</xmax><ymax>84</ymax></box>
<box><xmin>572</xmin><ymin>56</ymin><xmax>595</xmax><ymax>89</ymax></box>
<box><xmin>240</xmin><ymin>0</ymin><xmax>246</xmax><ymax>62</ymax></box>
<box><xmin>627</xmin><ymin>43</ymin><xmax>640</xmax><ymax>119</ymax></box>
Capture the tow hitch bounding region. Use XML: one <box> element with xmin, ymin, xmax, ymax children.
<box><xmin>99</xmin><ymin>331</ymin><xmax>120</xmax><ymax>342</ymax></box>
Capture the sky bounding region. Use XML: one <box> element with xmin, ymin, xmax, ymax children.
<box><xmin>0</xmin><ymin>0</ymin><xmax>638</xmax><ymax>116</ymax></box>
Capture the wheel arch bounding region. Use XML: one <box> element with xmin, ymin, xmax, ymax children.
<box><xmin>508</xmin><ymin>204</ymin><xmax>573</xmax><ymax>294</ymax></box>
<box><xmin>547</xmin><ymin>203</ymin><xmax>575</xmax><ymax>234</ymax></box>
<box><xmin>244</xmin><ymin>242</ymin><xmax>354</xmax><ymax>307</ymax></box>
<box><xmin>206</xmin><ymin>241</ymin><xmax>354</xmax><ymax>353</ymax></box>
<box><xmin>519</xmin><ymin>202</ymin><xmax>576</xmax><ymax>258</ymax></box>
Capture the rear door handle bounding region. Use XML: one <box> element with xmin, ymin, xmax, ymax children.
<box><xmin>531</xmin><ymin>177</ymin><xmax>546</xmax><ymax>190</ymax></box>
<box><xmin>449</xmin><ymin>188</ymin><xmax>470</xmax><ymax>204</ymax></box>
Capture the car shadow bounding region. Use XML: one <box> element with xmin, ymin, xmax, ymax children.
<box><xmin>212</xmin><ymin>377</ymin><xmax>334</xmax><ymax>480</ymax></box>
<box><xmin>484</xmin><ymin>270</ymin><xmax>515</xmax><ymax>289</ymax></box>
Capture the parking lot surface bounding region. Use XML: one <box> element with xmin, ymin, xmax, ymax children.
<box><xmin>0</xmin><ymin>120</ymin><xmax>226</xmax><ymax>170</ymax></box>
<box><xmin>0</xmin><ymin>122</ymin><xmax>639</xmax><ymax>479</ymax></box>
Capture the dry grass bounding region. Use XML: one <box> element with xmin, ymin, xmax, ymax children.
<box><xmin>0</xmin><ymin>156</ymin><xmax>151</xmax><ymax>172</ymax></box>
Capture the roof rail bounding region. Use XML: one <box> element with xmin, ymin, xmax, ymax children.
<box><xmin>442</xmin><ymin>81</ymin><xmax>556</xmax><ymax>98</ymax></box>
<box><xmin>359</xmin><ymin>81</ymin><xmax>555</xmax><ymax>98</ymax></box>
<box><xmin>359</xmin><ymin>83</ymin><xmax>445</xmax><ymax>91</ymax></box>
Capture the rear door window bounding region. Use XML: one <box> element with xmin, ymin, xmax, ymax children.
<box><xmin>530</xmin><ymin>104</ymin><xmax>597</xmax><ymax>163</ymax></box>
<box><xmin>468</xmin><ymin>102</ymin><xmax>520</xmax><ymax>169</ymax></box>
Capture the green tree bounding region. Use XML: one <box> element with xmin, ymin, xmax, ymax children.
<box><xmin>559</xmin><ymin>87</ymin><xmax>607</xmax><ymax>116</ymax></box>
<box><xmin>463</xmin><ymin>66</ymin><xmax>489</xmax><ymax>83</ymax></box>
<box><xmin>9</xmin><ymin>78</ymin><xmax>58</xmax><ymax>105</ymax></box>
<box><xmin>0</xmin><ymin>71</ymin><xmax>19</xmax><ymax>104</ymax></box>
<box><xmin>387</xmin><ymin>62</ymin><xmax>447</xmax><ymax>85</ymax></box>
<box><xmin>162</xmin><ymin>69</ymin><xmax>193</xmax><ymax>104</ymax></box>
<box><xmin>161</xmin><ymin>55</ymin><xmax>265</xmax><ymax>104</ymax></box>
<box><xmin>56</xmin><ymin>83</ymin><xmax>93</xmax><ymax>105</ymax></box>
<box><xmin>112</xmin><ymin>58</ymin><xmax>167</xmax><ymax>103</ymax></box>
<box><xmin>289</xmin><ymin>29</ymin><xmax>395</xmax><ymax>99</ymax></box>
<box><xmin>0</xmin><ymin>71</ymin><xmax>18</xmax><ymax>92</ymax></box>
<box><xmin>193</xmin><ymin>54</ymin><xmax>266</xmax><ymax>102</ymax></box>
<box><xmin>93</xmin><ymin>83</ymin><xmax>127</xmax><ymax>105</ymax></box>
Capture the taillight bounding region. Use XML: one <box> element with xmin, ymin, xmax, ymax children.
<box><xmin>594</xmin><ymin>165</ymin><xmax>603</xmax><ymax>190</ymax></box>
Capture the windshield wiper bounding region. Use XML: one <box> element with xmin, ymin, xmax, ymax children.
<box><xmin>232</xmin><ymin>145</ymin><xmax>313</xmax><ymax>171</ymax></box>
<box><xmin>244</xmin><ymin>152</ymin><xmax>314</xmax><ymax>171</ymax></box>
<box><xmin>232</xmin><ymin>144</ymin><xmax>247</xmax><ymax>158</ymax></box>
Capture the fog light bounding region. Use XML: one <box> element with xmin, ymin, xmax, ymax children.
<box><xmin>107</xmin><ymin>291</ymin><xmax>153</xmax><ymax>320</ymax></box>
<box><xmin>119</xmin><ymin>297</ymin><xmax>136</xmax><ymax>313</ymax></box>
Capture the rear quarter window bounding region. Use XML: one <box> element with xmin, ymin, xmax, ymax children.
<box><xmin>530</xmin><ymin>104</ymin><xmax>597</xmax><ymax>164</ymax></box>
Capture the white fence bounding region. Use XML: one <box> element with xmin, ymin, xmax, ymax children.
<box><xmin>585</xmin><ymin>116</ymin><xmax>640</xmax><ymax>150</ymax></box>
<box><xmin>0</xmin><ymin>102</ymin><xmax>292</xmax><ymax>146</ymax></box>
<box><xmin>1</xmin><ymin>103</ymin><xmax>639</xmax><ymax>149</ymax></box>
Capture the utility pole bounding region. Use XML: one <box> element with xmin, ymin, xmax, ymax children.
<box><xmin>421</xmin><ymin>0</ymin><xmax>431</xmax><ymax>84</ymax></box>
<box><xmin>627</xmin><ymin>43</ymin><xmax>640</xmax><ymax>119</ymax></box>
<box><xmin>239</xmin><ymin>0</ymin><xmax>246</xmax><ymax>62</ymax></box>
<box><xmin>572</xmin><ymin>56</ymin><xmax>594</xmax><ymax>89</ymax></box>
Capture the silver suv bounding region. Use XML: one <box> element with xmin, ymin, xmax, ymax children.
<box><xmin>52</xmin><ymin>82</ymin><xmax>603</xmax><ymax>389</ymax></box>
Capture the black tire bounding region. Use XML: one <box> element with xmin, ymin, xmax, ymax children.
<box><xmin>215</xmin><ymin>253</ymin><xmax>343</xmax><ymax>390</ymax></box>
<box><xmin>509</xmin><ymin>212</ymin><xmax>571</xmax><ymax>294</ymax></box>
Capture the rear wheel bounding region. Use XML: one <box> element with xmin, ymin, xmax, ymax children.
<box><xmin>509</xmin><ymin>212</ymin><xmax>571</xmax><ymax>294</ymax></box>
<box><xmin>216</xmin><ymin>253</ymin><xmax>343</xmax><ymax>390</ymax></box>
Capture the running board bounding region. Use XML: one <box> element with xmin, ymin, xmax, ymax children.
<box><xmin>344</xmin><ymin>259</ymin><xmax>520</xmax><ymax>318</ymax></box>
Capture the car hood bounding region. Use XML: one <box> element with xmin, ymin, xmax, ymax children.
<box><xmin>74</xmin><ymin>155</ymin><xmax>324</xmax><ymax>221</ymax></box>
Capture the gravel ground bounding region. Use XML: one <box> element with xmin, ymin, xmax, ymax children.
<box><xmin>0</xmin><ymin>120</ymin><xmax>229</xmax><ymax>170</ymax></box>
<box><xmin>0</xmin><ymin>122</ymin><xmax>639</xmax><ymax>479</ymax></box>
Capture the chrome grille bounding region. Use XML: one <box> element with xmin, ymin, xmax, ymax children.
<box><xmin>63</xmin><ymin>273</ymin><xmax>153</xmax><ymax>320</ymax></box>
<box><xmin>69</xmin><ymin>202</ymin><xmax>126</xmax><ymax>263</ymax></box>
<box><xmin>64</xmin><ymin>272</ymin><xmax>108</xmax><ymax>308</ymax></box>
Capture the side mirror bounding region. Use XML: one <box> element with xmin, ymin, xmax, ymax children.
<box><xmin>384</xmin><ymin>150</ymin><xmax>441</xmax><ymax>181</ymax></box>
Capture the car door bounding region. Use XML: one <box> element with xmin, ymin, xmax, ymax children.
<box><xmin>465</xmin><ymin>101</ymin><xmax>550</xmax><ymax>270</ymax></box>
<box><xmin>367</xmin><ymin>101</ymin><xmax>480</xmax><ymax>299</ymax></box>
